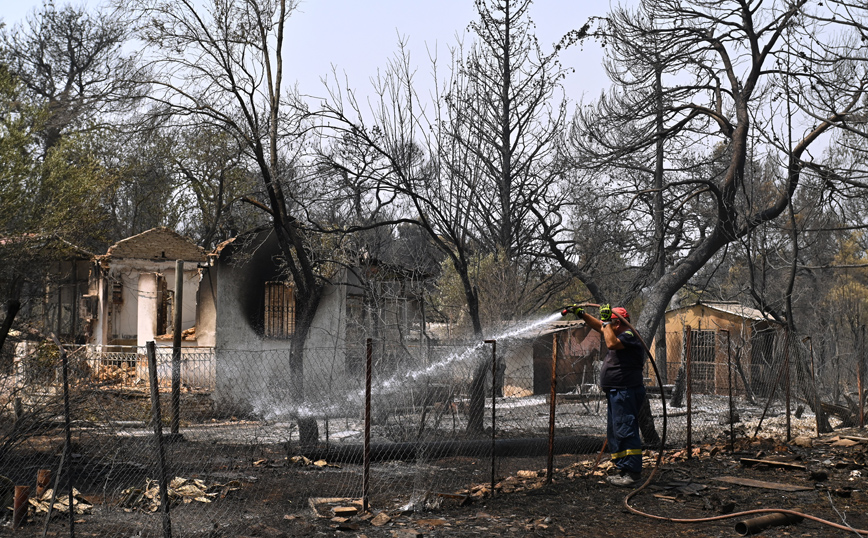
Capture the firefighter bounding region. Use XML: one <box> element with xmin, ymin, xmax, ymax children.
<box><xmin>567</xmin><ymin>304</ymin><xmax>646</xmax><ymax>487</ymax></box>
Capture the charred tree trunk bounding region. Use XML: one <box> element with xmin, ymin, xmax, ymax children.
<box><xmin>638</xmin><ymin>393</ymin><xmax>660</xmax><ymax>445</ymax></box>
<box><xmin>467</xmin><ymin>360</ymin><xmax>488</xmax><ymax>434</ymax></box>
<box><xmin>0</xmin><ymin>277</ymin><xmax>23</xmax><ymax>369</ymax></box>
<box><xmin>793</xmin><ymin>351</ymin><xmax>832</xmax><ymax>433</ymax></box>
<box><xmin>670</xmin><ymin>366</ymin><xmax>686</xmax><ymax>408</ymax></box>
<box><xmin>289</xmin><ymin>277</ymin><xmax>323</xmax><ymax>446</ymax></box>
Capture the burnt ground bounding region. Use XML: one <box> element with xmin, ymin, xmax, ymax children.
<box><xmin>4</xmin><ymin>428</ymin><xmax>868</xmax><ymax>537</ymax></box>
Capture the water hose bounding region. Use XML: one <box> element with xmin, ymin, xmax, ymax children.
<box><xmin>574</xmin><ymin>303</ymin><xmax>868</xmax><ymax>535</ymax></box>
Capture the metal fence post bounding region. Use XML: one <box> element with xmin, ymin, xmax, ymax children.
<box><xmin>685</xmin><ymin>326</ymin><xmax>693</xmax><ymax>460</ymax></box>
<box><xmin>484</xmin><ymin>339</ymin><xmax>497</xmax><ymax>496</ymax></box>
<box><xmin>547</xmin><ymin>333</ymin><xmax>558</xmax><ymax>483</ymax></box>
<box><xmin>363</xmin><ymin>338</ymin><xmax>372</xmax><ymax>513</ymax></box>
<box><xmin>147</xmin><ymin>341</ymin><xmax>173</xmax><ymax>538</ymax></box>
<box><xmin>49</xmin><ymin>335</ymin><xmax>75</xmax><ymax>538</ymax></box>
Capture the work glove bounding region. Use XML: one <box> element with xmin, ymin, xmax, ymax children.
<box><xmin>599</xmin><ymin>304</ymin><xmax>612</xmax><ymax>322</ymax></box>
<box><xmin>561</xmin><ymin>304</ymin><xmax>584</xmax><ymax>317</ymax></box>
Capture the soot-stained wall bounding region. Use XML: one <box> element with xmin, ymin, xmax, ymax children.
<box><xmin>202</xmin><ymin>231</ymin><xmax>349</xmax><ymax>416</ymax></box>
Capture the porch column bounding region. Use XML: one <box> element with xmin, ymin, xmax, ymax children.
<box><xmin>137</xmin><ymin>273</ymin><xmax>159</xmax><ymax>348</ymax></box>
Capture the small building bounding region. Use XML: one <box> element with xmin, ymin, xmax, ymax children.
<box><xmin>196</xmin><ymin>228</ymin><xmax>432</xmax><ymax>414</ymax></box>
<box><xmin>86</xmin><ymin>228</ymin><xmax>206</xmax><ymax>349</ymax></box>
<box><xmin>503</xmin><ymin>320</ymin><xmax>600</xmax><ymax>396</ymax></box>
<box><xmin>655</xmin><ymin>301</ymin><xmax>776</xmax><ymax>396</ymax></box>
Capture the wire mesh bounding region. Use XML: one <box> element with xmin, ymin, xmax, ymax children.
<box><xmin>1</xmin><ymin>323</ymin><xmax>860</xmax><ymax>535</ymax></box>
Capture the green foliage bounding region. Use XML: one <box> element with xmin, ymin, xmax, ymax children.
<box><xmin>824</xmin><ymin>232</ymin><xmax>868</xmax><ymax>330</ymax></box>
<box><xmin>432</xmin><ymin>249</ymin><xmax>569</xmax><ymax>332</ymax></box>
<box><xmin>0</xmin><ymin>64</ymin><xmax>41</xmax><ymax>231</ymax></box>
<box><xmin>0</xmin><ymin>65</ymin><xmax>114</xmax><ymax>244</ymax></box>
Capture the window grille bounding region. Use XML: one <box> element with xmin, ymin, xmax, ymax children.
<box><xmin>690</xmin><ymin>329</ymin><xmax>716</xmax><ymax>394</ymax></box>
<box><xmin>264</xmin><ymin>281</ymin><xmax>295</xmax><ymax>338</ymax></box>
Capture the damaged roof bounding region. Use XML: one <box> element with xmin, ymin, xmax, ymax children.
<box><xmin>669</xmin><ymin>301</ymin><xmax>768</xmax><ymax>322</ymax></box>
<box><xmin>521</xmin><ymin>319</ymin><xmax>587</xmax><ymax>338</ymax></box>
<box><xmin>102</xmin><ymin>227</ymin><xmax>206</xmax><ymax>262</ymax></box>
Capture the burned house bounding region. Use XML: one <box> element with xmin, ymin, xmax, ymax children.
<box><xmin>86</xmin><ymin>228</ymin><xmax>206</xmax><ymax>349</ymax></box>
<box><xmin>196</xmin><ymin>227</ymin><xmax>435</xmax><ymax>414</ymax></box>
<box><xmin>654</xmin><ymin>301</ymin><xmax>776</xmax><ymax>396</ymax></box>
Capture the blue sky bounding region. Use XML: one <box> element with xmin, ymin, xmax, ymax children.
<box><xmin>2</xmin><ymin>0</ymin><xmax>611</xmax><ymax>105</ymax></box>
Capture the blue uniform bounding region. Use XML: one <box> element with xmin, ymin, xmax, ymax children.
<box><xmin>601</xmin><ymin>330</ymin><xmax>645</xmax><ymax>474</ymax></box>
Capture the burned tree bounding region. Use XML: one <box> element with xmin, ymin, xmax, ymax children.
<box><xmin>126</xmin><ymin>0</ymin><xmax>322</xmax><ymax>410</ymax></box>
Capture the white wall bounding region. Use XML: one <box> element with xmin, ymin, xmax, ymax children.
<box><xmin>210</xmin><ymin>255</ymin><xmax>350</xmax><ymax>419</ymax></box>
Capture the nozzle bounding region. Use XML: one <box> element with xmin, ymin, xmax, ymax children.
<box><xmin>561</xmin><ymin>304</ymin><xmax>582</xmax><ymax>317</ymax></box>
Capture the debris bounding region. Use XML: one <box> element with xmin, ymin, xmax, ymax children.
<box><xmin>791</xmin><ymin>436</ymin><xmax>813</xmax><ymax>448</ymax></box>
<box><xmin>831</xmin><ymin>438</ymin><xmax>860</xmax><ymax>448</ymax></box>
<box><xmin>118</xmin><ymin>477</ymin><xmax>240</xmax><ymax>512</ymax></box>
<box><xmin>335</xmin><ymin>519</ymin><xmax>359</xmax><ymax>531</ymax></box>
<box><xmin>516</xmin><ymin>470</ymin><xmax>539</xmax><ymax>478</ymax></box>
<box><xmin>415</xmin><ymin>518</ymin><xmax>447</xmax><ymax>527</ymax></box>
<box><xmin>739</xmin><ymin>458</ymin><xmax>806</xmax><ymax>471</ymax></box>
<box><xmin>288</xmin><ymin>455</ymin><xmax>338</xmax><ymax>468</ymax></box>
<box><xmin>333</xmin><ymin>506</ymin><xmax>358</xmax><ymax>517</ymax></box>
<box><xmin>29</xmin><ymin>487</ymin><xmax>93</xmax><ymax>515</ymax></box>
<box><xmin>308</xmin><ymin>497</ymin><xmax>363</xmax><ymax>519</ymax></box>
<box><xmin>390</xmin><ymin>529</ymin><xmax>422</xmax><ymax>537</ymax></box>
<box><xmin>289</xmin><ymin>455</ymin><xmax>314</xmax><ymax>466</ymax></box>
<box><xmin>371</xmin><ymin>512</ymin><xmax>392</xmax><ymax>526</ymax></box>
<box><xmin>711</xmin><ymin>476</ymin><xmax>813</xmax><ymax>492</ymax></box>
<box><xmin>663</xmin><ymin>481</ymin><xmax>707</xmax><ymax>496</ymax></box>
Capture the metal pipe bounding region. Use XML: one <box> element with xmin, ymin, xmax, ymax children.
<box><xmin>12</xmin><ymin>485</ymin><xmax>29</xmax><ymax>530</ymax></box>
<box><xmin>735</xmin><ymin>512</ymin><xmax>803</xmax><ymax>535</ymax></box>
<box><xmin>147</xmin><ymin>341</ymin><xmax>173</xmax><ymax>538</ymax></box>
<box><xmin>363</xmin><ymin>338</ymin><xmax>372</xmax><ymax>513</ymax></box>
<box><xmin>547</xmin><ymin>332</ymin><xmax>558</xmax><ymax>483</ymax></box>
<box><xmin>303</xmin><ymin>435</ymin><xmax>605</xmax><ymax>463</ymax></box>
<box><xmin>685</xmin><ymin>326</ymin><xmax>693</xmax><ymax>460</ymax></box>
<box><xmin>484</xmin><ymin>339</ymin><xmax>496</xmax><ymax>496</ymax></box>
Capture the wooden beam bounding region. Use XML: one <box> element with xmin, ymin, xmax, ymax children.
<box><xmin>711</xmin><ymin>476</ymin><xmax>812</xmax><ymax>492</ymax></box>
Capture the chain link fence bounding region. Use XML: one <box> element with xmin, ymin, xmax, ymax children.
<box><xmin>1</xmin><ymin>323</ymin><xmax>862</xmax><ymax>535</ymax></box>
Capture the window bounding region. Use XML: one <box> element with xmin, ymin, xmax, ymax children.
<box><xmin>264</xmin><ymin>281</ymin><xmax>295</xmax><ymax>338</ymax></box>
<box><xmin>112</xmin><ymin>281</ymin><xmax>123</xmax><ymax>304</ymax></box>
